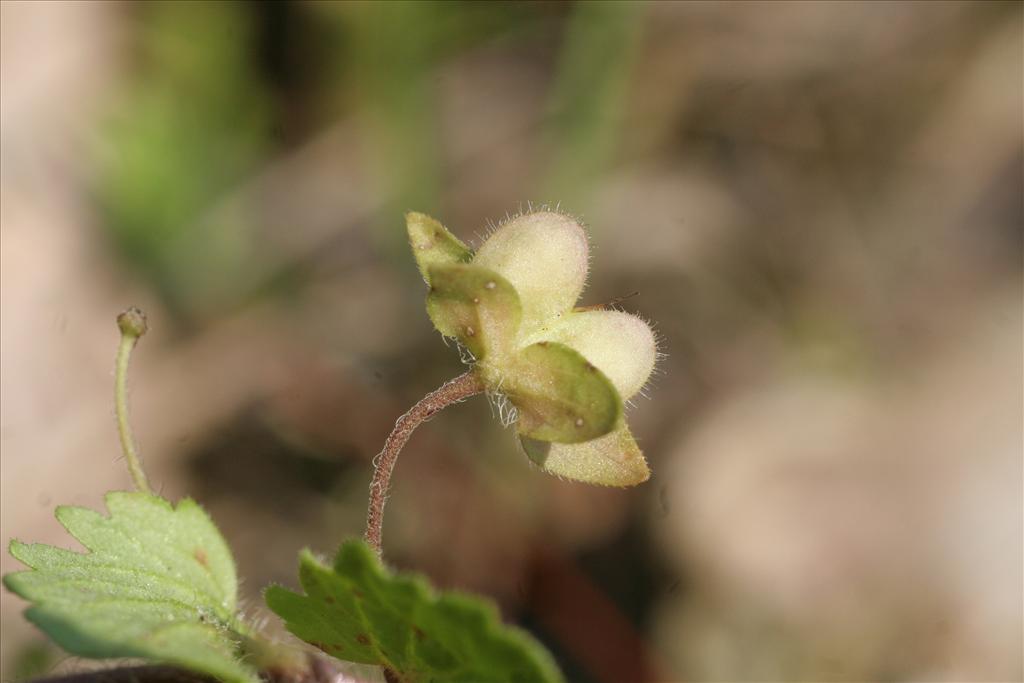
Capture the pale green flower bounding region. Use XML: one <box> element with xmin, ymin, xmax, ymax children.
<box><xmin>407</xmin><ymin>210</ymin><xmax>657</xmax><ymax>486</ymax></box>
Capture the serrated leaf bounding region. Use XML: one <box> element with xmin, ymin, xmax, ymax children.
<box><xmin>521</xmin><ymin>424</ymin><xmax>650</xmax><ymax>486</ymax></box>
<box><xmin>503</xmin><ymin>341</ymin><xmax>622</xmax><ymax>444</ymax></box>
<box><xmin>265</xmin><ymin>540</ymin><xmax>564</xmax><ymax>683</ymax></box>
<box><xmin>4</xmin><ymin>492</ymin><xmax>257</xmax><ymax>683</ymax></box>
<box><xmin>425</xmin><ymin>263</ymin><xmax>521</xmax><ymax>361</ymax></box>
<box><xmin>407</xmin><ymin>212</ymin><xmax>472</xmax><ymax>283</ymax></box>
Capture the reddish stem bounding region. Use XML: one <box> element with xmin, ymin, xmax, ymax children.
<box><xmin>364</xmin><ymin>371</ymin><xmax>485</xmax><ymax>553</ymax></box>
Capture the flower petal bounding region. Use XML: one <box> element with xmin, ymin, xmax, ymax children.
<box><xmin>493</xmin><ymin>341</ymin><xmax>621</xmax><ymax>443</ymax></box>
<box><xmin>472</xmin><ymin>211</ymin><xmax>588</xmax><ymax>333</ymax></box>
<box><xmin>529</xmin><ymin>310</ymin><xmax>657</xmax><ymax>401</ymax></box>
<box><xmin>406</xmin><ymin>212</ymin><xmax>472</xmax><ymax>284</ymax></box>
<box><xmin>425</xmin><ymin>263</ymin><xmax>521</xmax><ymax>361</ymax></box>
<box><xmin>520</xmin><ymin>425</ymin><xmax>650</xmax><ymax>486</ymax></box>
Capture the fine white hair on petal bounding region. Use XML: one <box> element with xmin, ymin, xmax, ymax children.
<box><xmin>637</xmin><ymin>313</ymin><xmax>667</xmax><ymax>398</ymax></box>
<box><xmin>473</xmin><ymin>210</ymin><xmax>590</xmax><ymax>333</ymax></box>
<box><xmin>527</xmin><ymin>309</ymin><xmax>658</xmax><ymax>401</ymax></box>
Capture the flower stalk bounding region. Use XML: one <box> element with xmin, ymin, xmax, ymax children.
<box><xmin>115</xmin><ymin>307</ymin><xmax>152</xmax><ymax>494</ymax></box>
<box><xmin>364</xmin><ymin>370</ymin><xmax>485</xmax><ymax>553</ymax></box>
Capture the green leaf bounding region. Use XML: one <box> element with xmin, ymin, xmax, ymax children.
<box><xmin>265</xmin><ymin>540</ymin><xmax>564</xmax><ymax>683</ymax></box>
<box><xmin>504</xmin><ymin>341</ymin><xmax>622</xmax><ymax>444</ymax></box>
<box><xmin>521</xmin><ymin>424</ymin><xmax>650</xmax><ymax>487</ymax></box>
<box><xmin>425</xmin><ymin>263</ymin><xmax>521</xmax><ymax>361</ymax></box>
<box><xmin>407</xmin><ymin>212</ymin><xmax>472</xmax><ymax>283</ymax></box>
<box><xmin>4</xmin><ymin>492</ymin><xmax>257</xmax><ymax>683</ymax></box>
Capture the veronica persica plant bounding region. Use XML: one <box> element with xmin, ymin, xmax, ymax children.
<box><xmin>5</xmin><ymin>210</ymin><xmax>658</xmax><ymax>683</ymax></box>
<box><xmin>408</xmin><ymin>210</ymin><xmax>656</xmax><ymax>479</ymax></box>
<box><xmin>7</xmin><ymin>305</ymin><xmax>571</xmax><ymax>683</ymax></box>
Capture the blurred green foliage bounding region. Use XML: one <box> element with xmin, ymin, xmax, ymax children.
<box><xmin>541</xmin><ymin>1</ymin><xmax>644</xmax><ymax>209</ymax></box>
<box><xmin>6</xmin><ymin>640</ymin><xmax>57</xmax><ymax>683</ymax></box>
<box><xmin>95</xmin><ymin>1</ymin><xmax>647</xmax><ymax>319</ymax></box>
<box><xmin>97</xmin><ymin>1</ymin><xmax>270</xmax><ymax>318</ymax></box>
<box><xmin>342</xmin><ymin>1</ymin><xmax>446</xmax><ymax>255</ymax></box>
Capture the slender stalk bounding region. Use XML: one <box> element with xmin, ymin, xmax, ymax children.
<box><xmin>115</xmin><ymin>308</ymin><xmax>152</xmax><ymax>494</ymax></box>
<box><xmin>365</xmin><ymin>371</ymin><xmax>485</xmax><ymax>553</ymax></box>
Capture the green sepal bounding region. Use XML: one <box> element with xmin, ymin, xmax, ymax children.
<box><xmin>531</xmin><ymin>310</ymin><xmax>657</xmax><ymax>401</ymax></box>
<box><xmin>3</xmin><ymin>492</ymin><xmax>257</xmax><ymax>683</ymax></box>
<box><xmin>407</xmin><ymin>212</ymin><xmax>472</xmax><ymax>284</ymax></box>
<box><xmin>504</xmin><ymin>341</ymin><xmax>622</xmax><ymax>443</ymax></box>
<box><xmin>265</xmin><ymin>539</ymin><xmax>564</xmax><ymax>683</ymax></box>
<box><xmin>425</xmin><ymin>263</ymin><xmax>521</xmax><ymax>361</ymax></box>
<box><xmin>521</xmin><ymin>424</ymin><xmax>650</xmax><ymax>487</ymax></box>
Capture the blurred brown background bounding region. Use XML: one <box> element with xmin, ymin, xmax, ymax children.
<box><xmin>1</xmin><ymin>2</ymin><xmax>1021</xmax><ymax>681</ymax></box>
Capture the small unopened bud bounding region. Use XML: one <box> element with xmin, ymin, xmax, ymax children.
<box><xmin>404</xmin><ymin>208</ymin><xmax>658</xmax><ymax>486</ymax></box>
<box><xmin>473</xmin><ymin>212</ymin><xmax>589</xmax><ymax>331</ymax></box>
<box><xmin>117</xmin><ymin>307</ymin><xmax>148</xmax><ymax>338</ymax></box>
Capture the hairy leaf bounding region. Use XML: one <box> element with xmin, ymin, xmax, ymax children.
<box><xmin>4</xmin><ymin>492</ymin><xmax>257</xmax><ymax>683</ymax></box>
<box><xmin>265</xmin><ymin>540</ymin><xmax>563</xmax><ymax>683</ymax></box>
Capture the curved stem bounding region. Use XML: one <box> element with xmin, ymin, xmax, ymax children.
<box><xmin>365</xmin><ymin>371</ymin><xmax>485</xmax><ymax>553</ymax></box>
<box><xmin>115</xmin><ymin>308</ymin><xmax>152</xmax><ymax>494</ymax></box>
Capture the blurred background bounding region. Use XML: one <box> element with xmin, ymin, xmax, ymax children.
<box><xmin>1</xmin><ymin>1</ymin><xmax>1021</xmax><ymax>681</ymax></box>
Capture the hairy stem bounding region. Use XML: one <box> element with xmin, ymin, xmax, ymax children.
<box><xmin>365</xmin><ymin>371</ymin><xmax>485</xmax><ymax>553</ymax></box>
<box><xmin>115</xmin><ymin>308</ymin><xmax>152</xmax><ymax>494</ymax></box>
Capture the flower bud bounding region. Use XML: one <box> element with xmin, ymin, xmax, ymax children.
<box><xmin>407</xmin><ymin>209</ymin><xmax>659</xmax><ymax>488</ymax></box>
<box><xmin>473</xmin><ymin>212</ymin><xmax>589</xmax><ymax>334</ymax></box>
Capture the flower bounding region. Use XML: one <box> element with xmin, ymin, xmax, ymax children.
<box><xmin>407</xmin><ymin>210</ymin><xmax>657</xmax><ymax>486</ymax></box>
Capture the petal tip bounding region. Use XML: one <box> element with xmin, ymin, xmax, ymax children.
<box><xmin>473</xmin><ymin>211</ymin><xmax>590</xmax><ymax>330</ymax></box>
